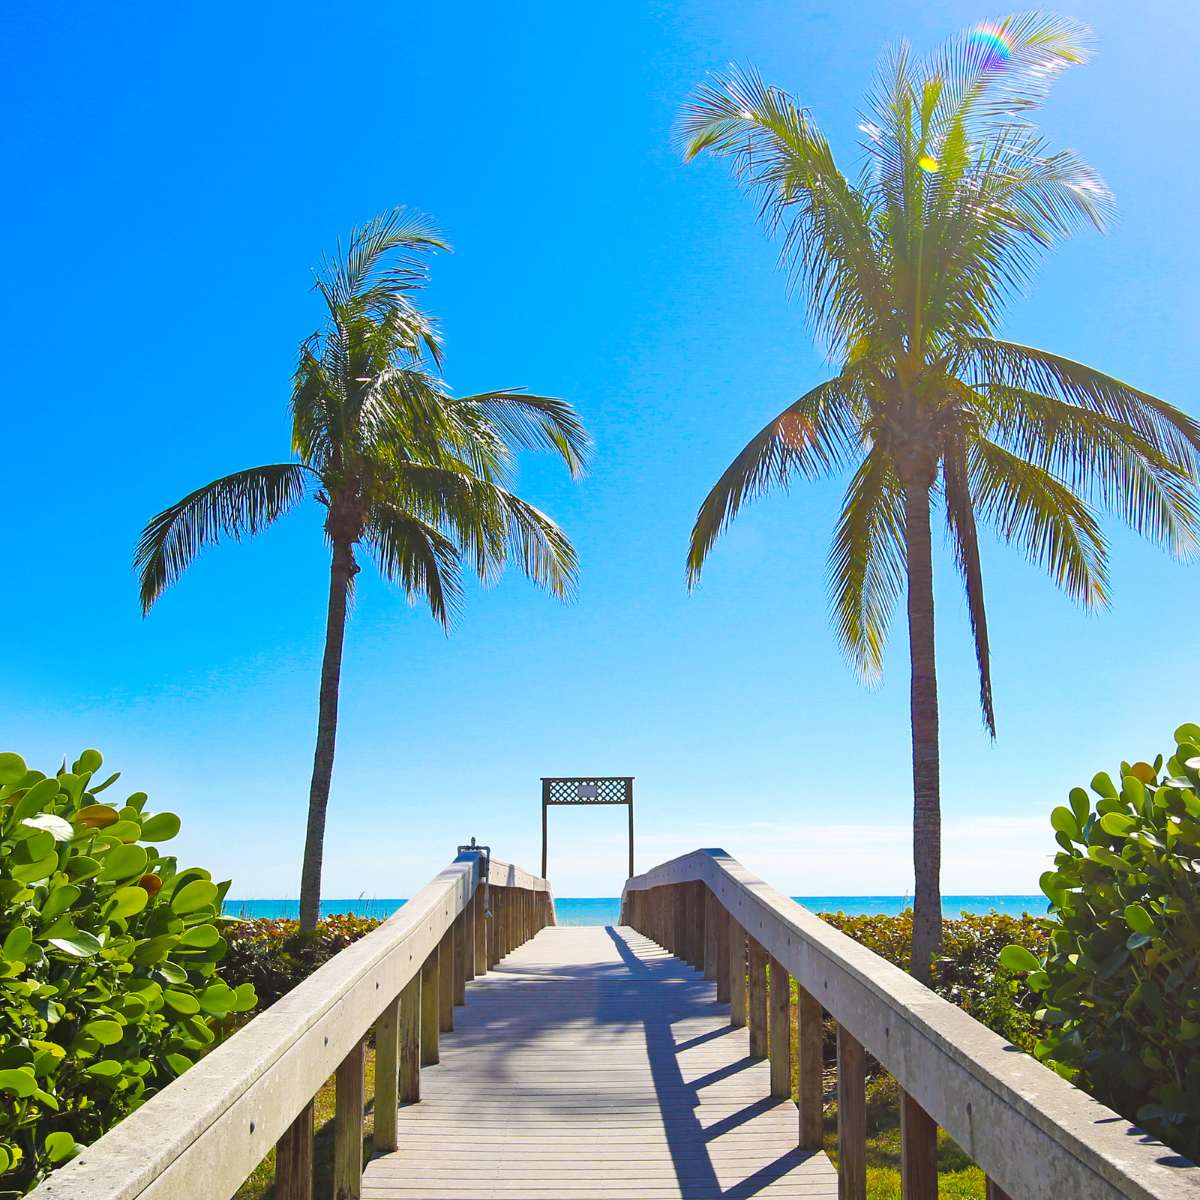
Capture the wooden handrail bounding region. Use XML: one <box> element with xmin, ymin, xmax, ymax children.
<box><xmin>31</xmin><ymin>852</ymin><xmax>553</xmax><ymax>1200</ymax></box>
<box><xmin>621</xmin><ymin>848</ymin><xmax>1200</xmax><ymax>1200</ymax></box>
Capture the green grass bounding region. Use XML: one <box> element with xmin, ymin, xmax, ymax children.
<box><xmin>234</xmin><ymin>1048</ymin><xmax>376</xmax><ymax>1200</ymax></box>
<box><xmin>822</xmin><ymin>1073</ymin><xmax>987</xmax><ymax>1199</ymax></box>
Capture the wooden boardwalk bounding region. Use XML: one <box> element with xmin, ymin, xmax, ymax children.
<box><xmin>363</xmin><ymin>924</ymin><xmax>837</xmax><ymax>1199</ymax></box>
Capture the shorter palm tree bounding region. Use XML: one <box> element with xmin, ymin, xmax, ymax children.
<box><xmin>137</xmin><ymin>209</ymin><xmax>590</xmax><ymax>929</ymax></box>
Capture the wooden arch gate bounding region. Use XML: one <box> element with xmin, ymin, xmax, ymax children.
<box><xmin>540</xmin><ymin>776</ymin><xmax>635</xmax><ymax>881</ymax></box>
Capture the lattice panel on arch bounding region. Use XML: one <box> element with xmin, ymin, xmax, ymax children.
<box><xmin>543</xmin><ymin>777</ymin><xmax>632</xmax><ymax>805</ymax></box>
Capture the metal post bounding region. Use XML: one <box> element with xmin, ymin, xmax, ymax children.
<box><xmin>541</xmin><ymin>788</ymin><xmax>549</xmax><ymax>879</ymax></box>
<box><xmin>627</xmin><ymin>778</ymin><xmax>635</xmax><ymax>879</ymax></box>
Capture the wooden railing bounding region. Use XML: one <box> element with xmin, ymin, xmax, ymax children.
<box><xmin>621</xmin><ymin>848</ymin><xmax>1200</xmax><ymax>1200</ymax></box>
<box><xmin>30</xmin><ymin>851</ymin><xmax>553</xmax><ymax>1200</ymax></box>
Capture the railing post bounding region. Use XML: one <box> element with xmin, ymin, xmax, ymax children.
<box><xmin>274</xmin><ymin>1100</ymin><xmax>313</xmax><ymax>1200</ymax></box>
<box><xmin>703</xmin><ymin>889</ymin><xmax>719</xmax><ymax>980</ymax></box>
<box><xmin>673</xmin><ymin>883</ymin><xmax>687</xmax><ymax>958</ymax></box>
<box><xmin>439</xmin><ymin>925</ymin><xmax>455</xmax><ymax>1032</ymax></box>
<box><xmin>489</xmin><ymin>889</ymin><xmax>502</xmax><ymax>967</ymax></box>
<box><xmin>729</xmin><ymin>916</ymin><xmax>747</xmax><ymax>1028</ymax></box>
<box><xmin>836</xmin><ymin>1026</ymin><xmax>866</xmax><ymax>1200</ymax></box>
<box><xmin>985</xmin><ymin>1181</ymin><xmax>1013</xmax><ymax>1200</ymax></box>
<box><xmin>333</xmin><ymin>1038</ymin><xmax>365</xmax><ymax>1200</ymax></box>
<box><xmin>900</xmin><ymin>1089</ymin><xmax>938</xmax><ymax>1200</ymax></box>
<box><xmin>748</xmin><ymin>936</ymin><xmax>768</xmax><ymax>1059</ymax></box>
<box><xmin>453</xmin><ymin>909</ymin><xmax>467</xmax><ymax>1006</ymax></box>
<box><xmin>374</xmin><ymin>994</ymin><xmax>401</xmax><ymax>1153</ymax></box>
<box><xmin>474</xmin><ymin>884</ymin><xmax>488</xmax><ymax>974</ymax></box>
<box><xmin>715</xmin><ymin>902</ymin><xmax>724</xmax><ymax>1008</ymax></box>
<box><xmin>420</xmin><ymin>945</ymin><xmax>439</xmax><ymax>1066</ymax></box>
<box><xmin>796</xmin><ymin>982</ymin><xmax>824</xmax><ymax>1151</ymax></box>
<box><xmin>769</xmin><ymin>954</ymin><xmax>792</xmax><ymax>1099</ymax></box>
<box><xmin>463</xmin><ymin>893</ymin><xmax>476</xmax><ymax>984</ymax></box>
<box><xmin>399</xmin><ymin>973</ymin><xmax>421</xmax><ymax>1102</ymax></box>
<box><xmin>688</xmin><ymin>881</ymin><xmax>706</xmax><ymax>969</ymax></box>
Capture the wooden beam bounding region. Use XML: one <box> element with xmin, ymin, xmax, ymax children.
<box><xmin>398</xmin><ymin>973</ymin><xmax>420</xmax><ymax>1104</ymax></box>
<box><xmin>729</xmin><ymin>917</ymin><xmax>747</xmax><ymax>1029</ymax></box>
<box><xmin>837</xmin><ymin>1026</ymin><xmax>866</xmax><ymax>1200</ymax></box>
<box><xmin>715</xmin><ymin>903</ymin><xmax>731</xmax><ymax>1003</ymax></box>
<box><xmin>900</xmin><ymin>1088</ymin><xmax>938</xmax><ymax>1200</ymax></box>
<box><xmin>453</xmin><ymin>910</ymin><xmax>466</xmax><ymax>1006</ymax></box>
<box><xmin>273</xmin><ymin>1101</ymin><xmax>313</xmax><ymax>1200</ymax></box>
<box><xmin>332</xmin><ymin>1040</ymin><xmax>364</xmax><ymax>1200</ymax></box>
<box><xmin>769</xmin><ymin>953</ymin><xmax>791</xmax><ymax>1099</ymax></box>
<box><xmin>419</xmin><ymin>946</ymin><xmax>439</xmax><ymax>1067</ymax></box>
<box><xmin>439</xmin><ymin>927</ymin><xmax>454</xmax><ymax>1033</ymax></box>
<box><xmin>796</xmin><ymin>981</ymin><xmax>824</xmax><ymax>1151</ymax></box>
<box><xmin>373</xmin><ymin>995</ymin><xmax>400</xmax><ymax>1153</ymax></box>
<box><xmin>748</xmin><ymin>936</ymin><xmax>768</xmax><ymax>1059</ymax></box>
<box><xmin>703</xmin><ymin>889</ymin><xmax>720</xmax><ymax>981</ymax></box>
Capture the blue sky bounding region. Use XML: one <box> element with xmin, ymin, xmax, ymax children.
<box><xmin>3</xmin><ymin>0</ymin><xmax>1197</xmax><ymax>898</ymax></box>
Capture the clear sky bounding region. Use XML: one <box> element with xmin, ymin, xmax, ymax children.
<box><xmin>3</xmin><ymin>1</ymin><xmax>1197</xmax><ymax>899</ymax></box>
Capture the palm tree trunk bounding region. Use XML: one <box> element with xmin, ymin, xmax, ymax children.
<box><xmin>299</xmin><ymin>536</ymin><xmax>356</xmax><ymax>931</ymax></box>
<box><xmin>904</xmin><ymin>481</ymin><xmax>942</xmax><ymax>984</ymax></box>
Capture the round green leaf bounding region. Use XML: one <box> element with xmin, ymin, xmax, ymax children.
<box><xmin>2</xmin><ymin>925</ymin><xmax>33</xmax><ymax>962</ymax></box>
<box><xmin>0</xmin><ymin>752</ymin><xmax>27</xmax><ymax>785</ymax></box>
<box><xmin>1100</xmin><ymin>812</ymin><xmax>1137</xmax><ymax>837</ymax></box>
<box><xmin>97</xmin><ymin>843</ymin><xmax>148</xmax><ymax>882</ymax></box>
<box><xmin>85</xmin><ymin>1059</ymin><xmax>122</xmax><ymax>1077</ymax></box>
<box><xmin>12</xmin><ymin>850</ymin><xmax>60</xmax><ymax>884</ymax></box>
<box><xmin>1125</xmin><ymin>903</ymin><xmax>1155</xmax><ymax>935</ymax></box>
<box><xmin>48</xmin><ymin>930</ymin><xmax>103</xmax><ymax>958</ymax></box>
<box><xmin>1050</xmin><ymin>807</ymin><xmax>1079</xmax><ymax>839</ymax></box>
<box><xmin>999</xmin><ymin>944</ymin><xmax>1042</xmax><ymax>974</ymax></box>
<box><xmin>106</xmin><ymin>886</ymin><xmax>149</xmax><ymax>922</ymax></box>
<box><xmin>43</xmin><ymin>1130</ymin><xmax>78</xmax><ymax>1163</ymax></box>
<box><xmin>0</xmin><ymin>1067</ymin><xmax>36</xmax><ymax>1096</ymax></box>
<box><xmin>179</xmin><ymin>923</ymin><xmax>219</xmax><ymax>948</ymax></box>
<box><xmin>164</xmin><ymin>988</ymin><xmax>200</xmax><ymax>1015</ymax></box>
<box><xmin>82</xmin><ymin>1019</ymin><xmax>124</xmax><ymax>1046</ymax></box>
<box><xmin>171</xmin><ymin>879</ymin><xmax>218</xmax><ymax>915</ymax></box>
<box><xmin>1091</xmin><ymin>771</ymin><xmax>1118</xmax><ymax>799</ymax></box>
<box><xmin>140</xmin><ymin>811</ymin><xmax>182</xmax><ymax>842</ymax></box>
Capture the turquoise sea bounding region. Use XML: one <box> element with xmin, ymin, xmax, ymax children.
<box><xmin>223</xmin><ymin>895</ymin><xmax>1047</xmax><ymax>923</ymax></box>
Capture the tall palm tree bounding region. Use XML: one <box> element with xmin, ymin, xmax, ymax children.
<box><xmin>682</xmin><ymin>15</ymin><xmax>1200</xmax><ymax>980</ymax></box>
<box><xmin>136</xmin><ymin>209</ymin><xmax>590</xmax><ymax>930</ymax></box>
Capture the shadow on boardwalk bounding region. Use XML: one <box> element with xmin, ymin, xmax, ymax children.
<box><xmin>362</xmin><ymin>924</ymin><xmax>836</xmax><ymax>1199</ymax></box>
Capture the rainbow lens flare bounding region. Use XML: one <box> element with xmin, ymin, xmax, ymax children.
<box><xmin>918</xmin><ymin>153</ymin><xmax>940</xmax><ymax>173</ymax></box>
<box><xmin>969</xmin><ymin>21</ymin><xmax>1014</xmax><ymax>69</ymax></box>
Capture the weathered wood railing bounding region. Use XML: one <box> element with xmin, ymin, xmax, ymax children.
<box><xmin>621</xmin><ymin>848</ymin><xmax>1200</xmax><ymax>1200</ymax></box>
<box><xmin>31</xmin><ymin>850</ymin><xmax>553</xmax><ymax>1200</ymax></box>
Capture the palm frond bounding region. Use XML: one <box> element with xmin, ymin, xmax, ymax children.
<box><xmin>687</xmin><ymin>374</ymin><xmax>864</xmax><ymax>586</ymax></box>
<box><xmin>681</xmin><ymin>66</ymin><xmax>891</xmax><ymax>357</ymax></box>
<box><xmin>962</xmin><ymin>338</ymin><xmax>1200</xmax><ymax>465</ymax></box>
<box><xmin>829</xmin><ymin>450</ymin><xmax>907</xmax><ymax>680</ymax></box>
<box><xmin>978</xmin><ymin>382</ymin><xmax>1200</xmax><ymax>556</ymax></box>
<box><xmin>135</xmin><ymin>464</ymin><xmax>312</xmax><ymax>613</ymax></box>
<box><xmin>452</xmin><ymin>390</ymin><xmax>592</xmax><ymax>480</ymax></box>
<box><xmin>943</xmin><ymin>442</ymin><xmax>995</xmax><ymax>735</ymax></box>
<box><xmin>969</xmin><ymin>438</ymin><xmax>1108</xmax><ymax>606</ymax></box>
<box><xmin>365</xmin><ymin>505</ymin><xmax>463</xmax><ymax>630</ymax></box>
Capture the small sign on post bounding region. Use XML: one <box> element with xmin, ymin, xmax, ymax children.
<box><xmin>540</xmin><ymin>777</ymin><xmax>635</xmax><ymax>882</ymax></box>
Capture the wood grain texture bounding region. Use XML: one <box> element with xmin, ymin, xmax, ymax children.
<box><xmin>836</xmin><ymin>1026</ymin><xmax>866</xmax><ymax>1200</ymax></box>
<box><xmin>900</xmin><ymin>1089</ymin><xmax>938</xmax><ymax>1200</ymax></box>
<box><xmin>420</xmin><ymin>947</ymin><xmax>440</xmax><ymax>1067</ymax></box>
<box><xmin>748</xmin><ymin>937</ymin><xmax>768</xmax><ymax>1060</ymax></box>
<box><xmin>768</xmin><ymin>954</ymin><xmax>791</xmax><ymax>1100</ymax></box>
<box><xmin>398</xmin><ymin>973</ymin><xmax>420</xmax><ymax>1104</ymax></box>
<box><xmin>363</xmin><ymin>926</ymin><xmax>836</xmax><ymax>1199</ymax></box>
<box><xmin>729</xmin><ymin>918</ymin><xmax>747</xmax><ymax>1030</ymax></box>
<box><xmin>334</xmin><ymin>1041</ymin><xmax>365</xmax><ymax>1200</ymax></box>
<box><xmin>274</xmin><ymin>1100</ymin><xmax>313</xmax><ymax>1200</ymax></box>
<box><xmin>373</xmin><ymin>995</ymin><xmax>401</xmax><ymax>1153</ymax></box>
<box><xmin>795</xmin><ymin>983</ymin><xmax>824</xmax><ymax>1152</ymax></box>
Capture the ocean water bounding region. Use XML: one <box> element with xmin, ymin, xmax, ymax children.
<box><xmin>223</xmin><ymin>895</ymin><xmax>1047</xmax><ymax>924</ymax></box>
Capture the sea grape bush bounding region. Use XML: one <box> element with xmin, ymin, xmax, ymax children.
<box><xmin>822</xmin><ymin>911</ymin><xmax>1049</xmax><ymax>1052</ymax></box>
<box><xmin>0</xmin><ymin>749</ymin><xmax>256</xmax><ymax>1194</ymax></box>
<box><xmin>223</xmin><ymin>913</ymin><xmax>382</xmax><ymax>1008</ymax></box>
<box><xmin>1001</xmin><ymin>724</ymin><xmax>1200</xmax><ymax>1159</ymax></box>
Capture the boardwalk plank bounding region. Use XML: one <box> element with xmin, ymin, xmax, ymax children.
<box><xmin>363</xmin><ymin>926</ymin><xmax>836</xmax><ymax>1200</ymax></box>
